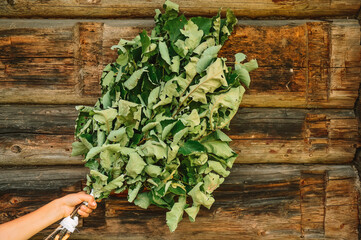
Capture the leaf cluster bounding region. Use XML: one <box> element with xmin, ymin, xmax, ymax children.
<box><xmin>72</xmin><ymin>0</ymin><xmax>257</xmax><ymax>232</ymax></box>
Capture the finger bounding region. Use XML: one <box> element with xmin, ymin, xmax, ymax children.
<box><xmin>77</xmin><ymin>209</ymin><xmax>89</xmax><ymax>218</ymax></box>
<box><xmin>80</xmin><ymin>205</ymin><xmax>93</xmax><ymax>214</ymax></box>
<box><xmin>87</xmin><ymin>200</ymin><xmax>97</xmax><ymax>209</ymax></box>
<box><xmin>76</xmin><ymin>192</ymin><xmax>97</xmax><ymax>208</ymax></box>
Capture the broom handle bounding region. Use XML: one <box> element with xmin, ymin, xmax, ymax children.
<box><xmin>43</xmin><ymin>202</ymin><xmax>84</xmax><ymax>240</ymax></box>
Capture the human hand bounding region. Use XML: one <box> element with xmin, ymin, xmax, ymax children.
<box><xmin>56</xmin><ymin>192</ymin><xmax>97</xmax><ymax>218</ymax></box>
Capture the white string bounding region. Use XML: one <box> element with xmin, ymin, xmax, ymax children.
<box><xmin>60</xmin><ymin>216</ymin><xmax>78</xmax><ymax>233</ymax></box>
<box><xmin>59</xmin><ymin>189</ymin><xmax>95</xmax><ymax>233</ymax></box>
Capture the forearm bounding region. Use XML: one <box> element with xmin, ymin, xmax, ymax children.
<box><xmin>0</xmin><ymin>199</ymin><xmax>63</xmax><ymax>240</ymax></box>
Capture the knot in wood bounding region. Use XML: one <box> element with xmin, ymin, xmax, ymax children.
<box><xmin>10</xmin><ymin>145</ymin><xmax>22</xmax><ymax>153</ymax></box>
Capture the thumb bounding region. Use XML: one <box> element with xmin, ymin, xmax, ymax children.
<box><xmin>76</xmin><ymin>191</ymin><xmax>97</xmax><ymax>207</ymax></box>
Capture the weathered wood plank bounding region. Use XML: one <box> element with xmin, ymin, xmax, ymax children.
<box><xmin>0</xmin><ymin>19</ymin><xmax>359</xmax><ymax>108</ymax></box>
<box><xmin>1</xmin><ymin>135</ymin><xmax>356</xmax><ymax>165</ymax></box>
<box><xmin>0</xmin><ymin>134</ymin><xmax>80</xmax><ymax>165</ymax></box>
<box><xmin>300</xmin><ymin>171</ymin><xmax>326</xmax><ymax>238</ymax></box>
<box><xmin>1</xmin><ymin>105</ymin><xmax>357</xmax><ymax>139</ymax></box>
<box><xmin>0</xmin><ymin>0</ymin><xmax>360</xmax><ymax>19</ymax></box>
<box><xmin>0</xmin><ymin>105</ymin><xmax>78</xmax><ymax>135</ymax></box>
<box><xmin>230</xmin><ymin>139</ymin><xmax>356</xmax><ymax>164</ymax></box>
<box><xmin>0</xmin><ymin>105</ymin><xmax>357</xmax><ymax>165</ymax></box>
<box><xmin>0</xmin><ymin>166</ymin><xmax>87</xmax><ymax>191</ymax></box>
<box><xmin>0</xmin><ymin>165</ymin><xmax>358</xmax><ymax>239</ymax></box>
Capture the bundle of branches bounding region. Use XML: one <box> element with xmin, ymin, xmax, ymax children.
<box><xmin>71</xmin><ymin>0</ymin><xmax>257</xmax><ymax>232</ymax></box>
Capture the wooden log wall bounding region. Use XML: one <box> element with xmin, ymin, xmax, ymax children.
<box><xmin>0</xmin><ymin>0</ymin><xmax>360</xmax><ymax>19</ymax></box>
<box><xmin>1</xmin><ymin>19</ymin><xmax>360</xmax><ymax>108</ymax></box>
<box><xmin>0</xmin><ymin>165</ymin><xmax>359</xmax><ymax>239</ymax></box>
<box><xmin>0</xmin><ymin>1</ymin><xmax>360</xmax><ymax>239</ymax></box>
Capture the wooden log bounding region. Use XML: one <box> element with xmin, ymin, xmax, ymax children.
<box><xmin>0</xmin><ymin>19</ymin><xmax>360</xmax><ymax>108</ymax></box>
<box><xmin>0</xmin><ymin>105</ymin><xmax>78</xmax><ymax>135</ymax></box>
<box><xmin>0</xmin><ymin>134</ymin><xmax>81</xmax><ymax>165</ymax></box>
<box><xmin>0</xmin><ymin>0</ymin><xmax>360</xmax><ymax>19</ymax></box>
<box><xmin>0</xmin><ymin>166</ymin><xmax>87</xmax><ymax>191</ymax></box>
<box><xmin>0</xmin><ymin>105</ymin><xmax>358</xmax><ymax>165</ymax></box>
<box><xmin>0</xmin><ymin>164</ymin><xmax>358</xmax><ymax>239</ymax></box>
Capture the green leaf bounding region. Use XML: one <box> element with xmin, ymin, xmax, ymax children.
<box><xmin>184</xmin><ymin>205</ymin><xmax>200</xmax><ymax>222</ymax></box>
<box><xmin>191</xmin><ymin>17</ymin><xmax>213</xmax><ymax>36</ymax></box>
<box><xmin>167</xmin><ymin>145</ymin><xmax>179</xmax><ymax>162</ymax></box>
<box><xmin>235</xmin><ymin>68</ymin><xmax>251</xmax><ymax>88</ymax></box>
<box><xmin>85</xmin><ymin>146</ymin><xmax>102</xmax><ymax>161</ymax></box>
<box><xmin>124</xmin><ymin>67</ymin><xmax>148</xmax><ymax>90</ymax></box>
<box><xmin>145</xmin><ymin>164</ymin><xmax>162</xmax><ymax>177</ymax></box>
<box><xmin>102</xmin><ymin>174</ymin><xmax>125</xmax><ymax>192</ymax></box>
<box><xmin>142</xmin><ymin>122</ymin><xmax>159</xmax><ymax>132</ymax></box>
<box><xmin>173</xmin><ymin>127</ymin><xmax>188</xmax><ymax>145</ymax></box>
<box><xmin>174</xmin><ymin>39</ymin><xmax>188</xmax><ymax>57</ymax></box>
<box><xmin>187</xmin><ymin>58</ymin><xmax>228</xmax><ymax>104</ymax></box>
<box><xmin>196</xmin><ymin>45</ymin><xmax>222</xmax><ymax>73</ymax></box>
<box><xmin>203</xmin><ymin>172</ymin><xmax>224</xmax><ymax>193</ymax></box>
<box><xmin>84</xmin><ymin>159</ymin><xmax>99</xmax><ymax>171</ymax></box>
<box><xmin>93</xmin><ymin>108</ymin><xmax>117</xmax><ymax>133</ymax></box>
<box><xmin>117</xmin><ymin>100</ymin><xmax>142</xmax><ymax>129</ymax></box>
<box><xmin>140</xmin><ymin>30</ymin><xmax>151</xmax><ymax>54</ymax></box>
<box><xmin>155</xmin><ymin>181</ymin><xmax>172</xmax><ymax>197</ymax></box>
<box><xmin>188</xmin><ymin>182</ymin><xmax>215</xmax><ymax>209</ymax></box>
<box><xmin>178</xmin><ymin>57</ymin><xmax>199</xmax><ymax>91</ymax></box>
<box><xmin>234</xmin><ymin>56</ymin><xmax>258</xmax><ymax>88</ymax></box>
<box><xmin>75</xmin><ymin>112</ymin><xmax>91</xmax><ymax>137</ymax></box>
<box><xmin>201</xmin><ymin>138</ymin><xmax>235</xmax><ymax>159</ymax></box>
<box><xmin>71</xmin><ymin>141</ymin><xmax>88</xmax><ymax>156</ymax></box>
<box><xmin>170</xmin><ymin>120</ymin><xmax>186</xmax><ymax>135</ymax></box>
<box><xmin>164</xmin><ymin>0</ymin><xmax>178</xmax><ymax>11</ymax></box>
<box><xmin>235</xmin><ymin>53</ymin><xmax>246</xmax><ymax>64</ymax></box>
<box><xmin>206</xmin><ymin>129</ymin><xmax>232</xmax><ymax>142</ymax></box>
<box><xmin>159</xmin><ymin>41</ymin><xmax>171</xmax><ymax>65</ymax></box>
<box><xmin>180</xmin><ymin>20</ymin><xmax>203</xmax><ymax>51</ymax></box>
<box><xmin>191</xmin><ymin>153</ymin><xmax>208</xmax><ymax>166</ymax></box>
<box><xmin>126</xmin><ymin>152</ymin><xmax>147</xmax><ymax>178</ymax></box>
<box><xmin>128</xmin><ymin>181</ymin><xmax>143</xmax><ymax>202</ymax></box>
<box><xmin>101</xmin><ymin>90</ymin><xmax>112</xmax><ymax>108</ymax></box>
<box><xmin>243</xmin><ymin>59</ymin><xmax>258</xmax><ymax>72</ymax></box>
<box><xmin>212</xmin><ymin>12</ymin><xmax>221</xmax><ymax>44</ymax></box>
<box><xmin>107</xmin><ymin>127</ymin><xmax>129</xmax><ymax>146</ymax></box>
<box><xmin>220</xmin><ymin>9</ymin><xmax>237</xmax><ymax>45</ymax></box>
<box><xmin>90</xmin><ymin>170</ymin><xmax>108</xmax><ymax>182</ymax></box>
<box><xmin>209</xmin><ymin>86</ymin><xmax>244</xmax><ymax>129</ymax></box>
<box><xmin>147</xmin><ymin>86</ymin><xmax>161</xmax><ymax>109</ymax></box>
<box><xmin>161</xmin><ymin>121</ymin><xmax>177</xmax><ymax>140</ymax></box>
<box><xmin>139</xmin><ymin>140</ymin><xmax>167</xmax><ymax>159</ymax></box>
<box><xmin>100</xmin><ymin>149</ymin><xmax>117</xmax><ymax>171</ymax></box>
<box><xmin>170</xmin><ymin>56</ymin><xmax>180</xmax><ymax>73</ymax></box>
<box><xmin>166</xmin><ymin>196</ymin><xmax>186</xmax><ymax>232</ymax></box>
<box><xmin>181</xmin><ymin>109</ymin><xmax>200</xmax><ymax>128</ymax></box>
<box><xmin>207</xmin><ymin>160</ymin><xmax>230</xmax><ymax>177</ymax></box>
<box><xmin>134</xmin><ymin>192</ymin><xmax>151</xmax><ymax>209</ymax></box>
<box><xmin>179</xmin><ymin>140</ymin><xmax>205</xmax><ymax>155</ymax></box>
<box><xmin>116</xmin><ymin>53</ymin><xmax>128</xmax><ymax>66</ymax></box>
<box><xmin>102</xmin><ymin>71</ymin><xmax>115</xmax><ymax>89</ymax></box>
<box><xmin>79</xmin><ymin>136</ymin><xmax>93</xmax><ymax>150</ymax></box>
<box><xmin>164</xmin><ymin>15</ymin><xmax>188</xmax><ymax>42</ymax></box>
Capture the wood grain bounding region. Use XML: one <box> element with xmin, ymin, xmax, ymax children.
<box><xmin>0</xmin><ymin>105</ymin><xmax>358</xmax><ymax>165</ymax></box>
<box><xmin>0</xmin><ymin>1</ymin><xmax>360</xmax><ymax>239</ymax></box>
<box><xmin>0</xmin><ymin>0</ymin><xmax>360</xmax><ymax>19</ymax></box>
<box><xmin>0</xmin><ymin>164</ymin><xmax>358</xmax><ymax>239</ymax></box>
<box><xmin>0</xmin><ymin>166</ymin><xmax>87</xmax><ymax>191</ymax></box>
<box><xmin>0</xmin><ymin>19</ymin><xmax>360</xmax><ymax>108</ymax></box>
